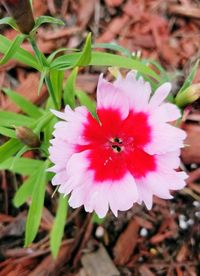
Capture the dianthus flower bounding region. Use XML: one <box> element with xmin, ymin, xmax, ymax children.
<box><xmin>49</xmin><ymin>72</ymin><xmax>187</xmax><ymax>218</ymax></box>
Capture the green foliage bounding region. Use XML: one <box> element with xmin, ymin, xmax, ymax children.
<box><xmin>50</xmin><ymin>195</ymin><xmax>68</xmax><ymax>258</ymax></box>
<box><xmin>0</xmin><ymin>34</ymin><xmax>25</xmax><ymax>65</ymax></box>
<box><xmin>31</xmin><ymin>16</ymin><xmax>64</xmax><ymax>34</ymax></box>
<box><xmin>0</xmin><ymin>17</ymin><xmax>19</xmax><ymax>31</ymax></box>
<box><xmin>0</xmin><ymin>35</ymin><xmax>41</xmax><ymax>70</ymax></box>
<box><xmin>0</xmin><ymin>139</ymin><xmax>22</xmax><ymax>163</ymax></box>
<box><xmin>177</xmin><ymin>59</ymin><xmax>199</xmax><ymax>95</ymax></box>
<box><xmin>76</xmin><ymin>90</ymin><xmax>96</xmax><ymax>116</ymax></box>
<box><xmin>25</xmin><ymin>162</ymin><xmax>48</xmax><ymax>246</ymax></box>
<box><xmin>63</xmin><ymin>67</ymin><xmax>78</xmax><ymax>108</ymax></box>
<box><xmin>0</xmin><ymin>111</ymin><xmax>34</xmax><ymax>127</ymax></box>
<box><xmin>93</xmin><ymin>42</ymin><xmax>132</xmax><ymax>57</ymax></box>
<box><xmin>75</xmin><ymin>33</ymin><xmax>92</xmax><ymax>66</ymax></box>
<box><xmin>3</xmin><ymin>88</ymin><xmax>43</xmax><ymax>118</ymax></box>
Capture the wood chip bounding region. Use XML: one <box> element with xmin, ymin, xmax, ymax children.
<box><xmin>113</xmin><ymin>218</ymin><xmax>139</xmax><ymax>265</ymax></box>
<box><xmin>81</xmin><ymin>244</ymin><xmax>120</xmax><ymax>276</ymax></box>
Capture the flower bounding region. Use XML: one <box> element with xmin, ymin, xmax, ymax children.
<box><xmin>48</xmin><ymin>72</ymin><xmax>187</xmax><ymax>218</ymax></box>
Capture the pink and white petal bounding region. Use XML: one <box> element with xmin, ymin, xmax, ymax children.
<box><xmin>84</xmin><ymin>185</ymin><xmax>109</xmax><ymax>218</ymax></box>
<box><xmin>136</xmin><ymin>178</ymin><xmax>153</xmax><ymax>210</ymax></box>
<box><xmin>97</xmin><ymin>74</ymin><xmax>129</xmax><ymax>120</ymax></box>
<box><xmin>144</xmin><ymin>123</ymin><xmax>186</xmax><ymax>155</ymax></box>
<box><xmin>107</xmin><ymin>173</ymin><xmax>138</xmax><ymax>216</ymax></box>
<box><xmin>145</xmin><ymin>172</ymin><xmax>173</xmax><ymax>199</ymax></box>
<box><xmin>52</xmin><ymin>170</ymin><xmax>68</xmax><ymax>186</ymax></box>
<box><xmin>149</xmin><ymin>83</ymin><xmax>171</xmax><ymax>109</ymax></box>
<box><xmin>162</xmin><ymin>171</ymin><xmax>187</xmax><ymax>190</ymax></box>
<box><xmin>114</xmin><ymin>71</ymin><xmax>151</xmax><ymax>112</ymax></box>
<box><xmin>156</xmin><ymin>151</ymin><xmax>181</xmax><ymax>170</ymax></box>
<box><xmin>149</xmin><ymin>103</ymin><xmax>181</xmax><ymax>124</ymax></box>
<box><xmin>51</xmin><ymin>105</ymin><xmax>88</xmax><ymax>123</ymax></box>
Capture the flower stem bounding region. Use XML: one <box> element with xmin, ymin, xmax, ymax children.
<box><xmin>28</xmin><ymin>36</ymin><xmax>59</xmax><ymax>109</ymax></box>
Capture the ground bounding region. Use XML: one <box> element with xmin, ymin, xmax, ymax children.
<box><xmin>0</xmin><ymin>0</ymin><xmax>200</xmax><ymax>275</ymax></box>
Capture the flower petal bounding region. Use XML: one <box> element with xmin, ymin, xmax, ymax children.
<box><xmin>145</xmin><ymin>123</ymin><xmax>186</xmax><ymax>154</ymax></box>
<box><xmin>149</xmin><ymin>103</ymin><xmax>181</xmax><ymax>123</ymax></box>
<box><xmin>97</xmin><ymin>74</ymin><xmax>129</xmax><ymax>120</ymax></box>
<box><xmin>114</xmin><ymin>71</ymin><xmax>151</xmax><ymax>112</ymax></box>
<box><xmin>149</xmin><ymin>83</ymin><xmax>171</xmax><ymax>108</ymax></box>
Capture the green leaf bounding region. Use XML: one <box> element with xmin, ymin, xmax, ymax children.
<box><xmin>13</xmin><ymin>171</ymin><xmax>38</xmax><ymax>207</ymax></box>
<box><xmin>92</xmin><ymin>42</ymin><xmax>132</xmax><ymax>57</ymax></box>
<box><xmin>178</xmin><ymin>60</ymin><xmax>199</xmax><ymax>94</ymax></box>
<box><xmin>31</xmin><ymin>16</ymin><xmax>64</xmax><ymax>33</ymax></box>
<box><xmin>92</xmin><ymin>213</ymin><xmax>105</xmax><ymax>225</ymax></box>
<box><xmin>0</xmin><ymin>35</ymin><xmax>41</xmax><ymax>71</ymax></box>
<box><xmin>75</xmin><ymin>33</ymin><xmax>92</xmax><ymax>66</ymax></box>
<box><xmin>63</xmin><ymin>67</ymin><xmax>78</xmax><ymax>108</ymax></box>
<box><xmin>3</xmin><ymin>88</ymin><xmax>43</xmax><ymax>118</ymax></box>
<box><xmin>47</xmin><ymin>48</ymin><xmax>78</xmax><ymax>63</ymax></box>
<box><xmin>76</xmin><ymin>90</ymin><xmax>96</xmax><ymax>116</ymax></box>
<box><xmin>50</xmin><ymin>195</ymin><xmax>68</xmax><ymax>258</ymax></box>
<box><xmin>0</xmin><ymin>139</ymin><xmax>22</xmax><ymax>163</ymax></box>
<box><xmin>50</xmin><ymin>70</ymin><xmax>64</xmax><ymax>109</ymax></box>
<box><xmin>0</xmin><ymin>126</ymin><xmax>16</xmax><ymax>138</ymax></box>
<box><xmin>51</xmin><ymin>51</ymin><xmax>160</xmax><ymax>81</ymax></box>
<box><xmin>0</xmin><ymin>157</ymin><xmax>44</xmax><ymax>175</ymax></box>
<box><xmin>0</xmin><ymin>111</ymin><xmax>34</xmax><ymax>127</ymax></box>
<box><xmin>0</xmin><ymin>34</ymin><xmax>25</xmax><ymax>65</ymax></box>
<box><xmin>25</xmin><ymin>162</ymin><xmax>47</xmax><ymax>246</ymax></box>
<box><xmin>38</xmin><ymin>70</ymin><xmax>47</xmax><ymax>96</ymax></box>
<box><xmin>0</xmin><ymin>17</ymin><xmax>19</xmax><ymax>31</ymax></box>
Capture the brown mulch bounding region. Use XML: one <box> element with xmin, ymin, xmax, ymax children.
<box><xmin>0</xmin><ymin>0</ymin><xmax>200</xmax><ymax>275</ymax></box>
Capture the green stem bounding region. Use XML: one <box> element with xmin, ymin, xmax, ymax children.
<box><xmin>28</xmin><ymin>35</ymin><xmax>58</xmax><ymax>109</ymax></box>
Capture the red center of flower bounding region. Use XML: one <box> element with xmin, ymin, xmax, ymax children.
<box><xmin>77</xmin><ymin>108</ymin><xmax>156</xmax><ymax>182</ymax></box>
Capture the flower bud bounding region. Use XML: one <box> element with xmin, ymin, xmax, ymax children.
<box><xmin>175</xmin><ymin>83</ymin><xmax>200</xmax><ymax>108</ymax></box>
<box><xmin>2</xmin><ymin>0</ymin><xmax>35</xmax><ymax>34</ymax></box>
<box><xmin>15</xmin><ymin>126</ymin><xmax>40</xmax><ymax>147</ymax></box>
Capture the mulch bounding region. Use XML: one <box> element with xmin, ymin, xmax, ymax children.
<box><xmin>0</xmin><ymin>0</ymin><xmax>200</xmax><ymax>275</ymax></box>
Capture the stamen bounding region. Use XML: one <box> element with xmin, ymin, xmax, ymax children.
<box><xmin>112</xmin><ymin>145</ymin><xmax>122</xmax><ymax>152</ymax></box>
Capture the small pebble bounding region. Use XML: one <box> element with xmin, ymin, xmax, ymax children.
<box><xmin>193</xmin><ymin>201</ymin><xmax>200</xmax><ymax>208</ymax></box>
<box><xmin>95</xmin><ymin>226</ymin><xmax>104</xmax><ymax>238</ymax></box>
<box><xmin>195</xmin><ymin>211</ymin><xmax>200</xmax><ymax>219</ymax></box>
<box><xmin>179</xmin><ymin>219</ymin><xmax>188</xmax><ymax>230</ymax></box>
<box><xmin>140</xmin><ymin>228</ymin><xmax>148</xmax><ymax>237</ymax></box>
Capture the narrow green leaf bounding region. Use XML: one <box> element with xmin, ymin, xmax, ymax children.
<box><xmin>76</xmin><ymin>90</ymin><xmax>96</xmax><ymax>116</ymax></box>
<box><xmin>0</xmin><ymin>35</ymin><xmax>25</xmax><ymax>65</ymax></box>
<box><xmin>50</xmin><ymin>70</ymin><xmax>64</xmax><ymax>109</ymax></box>
<box><xmin>38</xmin><ymin>70</ymin><xmax>47</xmax><ymax>96</ymax></box>
<box><xmin>0</xmin><ymin>126</ymin><xmax>16</xmax><ymax>138</ymax></box>
<box><xmin>25</xmin><ymin>163</ymin><xmax>47</xmax><ymax>246</ymax></box>
<box><xmin>0</xmin><ymin>35</ymin><xmax>41</xmax><ymax>71</ymax></box>
<box><xmin>0</xmin><ymin>157</ymin><xmax>44</xmax><ymax>175</ymax></box>
<box><xmin>0</xmin><ymin>17</ymin><xmax>18</xmax><ymax>31</ymax></box>
<box><xmin>63</xmin><ymin>67</ymin><xmax>78</xmax><ymax>108</ymax></box>
<box><xmin>50</xmin><ymin>195</ymin><xmax>68</xmax><ymax>258</ymax></box>
<box><xmin>75</xmin><ymin>33</ymin><xmax>92</xmax><ymax>66</ymax></box>
<box><xmin>0</xmin><ymin>111</ymin><xmax>34</xmax><ymax>127</ymax></box>
<box><xmin>0</xmin><ymin>139</ymin><xmax>22</xmax><ymax>163</ymax></box>
<box><xmin>13</xmin><ymin>171</ymin><xmax>38</xmax><ymax>207</ymax></box>
<box><xmin>47</xmin><ymin>48</ymin><xmax>78</xmax><ymax>63</ymax></box>
<box><xmin>178</xmin><ymin>59</ymin><xmax>199</xmax><ymax>94</ymax></box>
<box><xmin>51</xmin><ymin>51</ymin><xmax>160</xmax><ymax>81</ymax></box>
<box><xmin>3</xmin><ymin>88</ymin><xmax>43</xmax><ymax>118</ymax></box>
<box><xmin>93</xmin><ymin>42</ymin><xmax>132</xmax><ymax>57</ymax></box>
<box><xmin>31</xmin><ymin>16</ymin><xmax>64</xmax><ymax>33</ymax></box>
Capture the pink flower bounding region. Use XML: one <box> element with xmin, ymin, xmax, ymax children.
<box><xmin>48</xmin><ymin>72</ymin><xmax>187</xmax><ymax>218</ymax></box>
